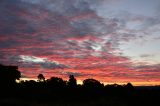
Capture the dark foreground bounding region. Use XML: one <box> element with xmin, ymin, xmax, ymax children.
<box><xmin>0</xmin><ymin>83</ymin><xmax>159</xmax><ymax>106</ymax></box>
<box><xmin>0</xmin><ymin>64</ymin><xmax>159</xmax><ymax>106</ymax></box>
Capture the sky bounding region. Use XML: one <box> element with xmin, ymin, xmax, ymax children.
<box><xmin>0</xmin><ymin>0</ymin><xmax>160</xmax><ymax>85</ymax></box>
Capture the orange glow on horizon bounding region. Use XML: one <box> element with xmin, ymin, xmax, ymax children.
<box><xmin>19</xmin><ymin>78</ymin><xmax>160</xmax><ymax>86</ymax></box>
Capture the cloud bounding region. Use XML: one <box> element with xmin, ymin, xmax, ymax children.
<box><xmin>133</xmin><ymin>63</ymin><xmax>160</xmax><ymax>72</ymax></box>
<box><xmin>19</xmin><ymin>55</ymin><xmax>68</xmax><ymax>69</ymax></box>
<box><xmin>140</xmin><ymin>54</ymin><xmax>154</xmax><ymax>58</ymax></box>
<box><xmin>0</xmin><ymin>0</ymin><xmax>159</xmax><ymax>83</ymax></box>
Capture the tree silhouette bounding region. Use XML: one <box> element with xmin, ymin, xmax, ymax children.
<box><xmin>47</xmin><ymin>77</ymin><xmax>66</xmax><ymax>89</ymax></box>
<box><xmin>37</xmin><ymin>74</ymin><xmax>45</xmax><ymax>82</ymax></box>
<box><xmin>83</xmin><ymin>78</ymin><xmax>103</xmax><ymax>89</ymax></box>
<box><xmin>67</xmin><ymin>75</ymin><xmax>77</xmax><ymax>88</ymax></box>
<box><xmin>0</xmin><ymin>64</ymin><xmax>21</xmax><ymax>84</ymax></box>
<box><xmin>125</xmin><ymin>82</ymin><xmax>134</xmax><ymax>91</ymax></box>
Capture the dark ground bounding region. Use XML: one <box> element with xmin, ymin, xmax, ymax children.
<box><xmin>0</xmin><ymin>84</ymin><xmax>159</xmax><ymax>106</ymax></box>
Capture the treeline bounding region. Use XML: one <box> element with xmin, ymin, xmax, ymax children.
<box><xmin>0</xmin><ymin>64</ymin><xmax>159</xmax><ymax>106</ymax></box>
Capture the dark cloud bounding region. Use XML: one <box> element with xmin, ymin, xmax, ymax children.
<box><xmin>140</xmin><ymin>54</ymin><xmax>154</xmax><ymax>58</ymax></box>
<box><xmin>65</xmin><ymin>72</ymin><xmax>82</xmax><ymax>77</ymax></box>
<box><xmin>134</xmin><ymin>64</ymin><xmax>160</xmax><ymax>72</ymax></box>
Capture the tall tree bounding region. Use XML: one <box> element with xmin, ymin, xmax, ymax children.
<box><xmin>37</xmin><ymin>74</ymin><xmax>45</xmax><ymax>82</ymax></box>
<box><xmin>68</xmin><ymin>75</ymin><xmax>77</xmax><ymax>88</ymax></box>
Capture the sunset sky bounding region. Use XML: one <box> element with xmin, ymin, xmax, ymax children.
<box><xmin>0</xmin><ymin>0</ymin><xmax>160</xmax><ymax>85</ymax></box>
